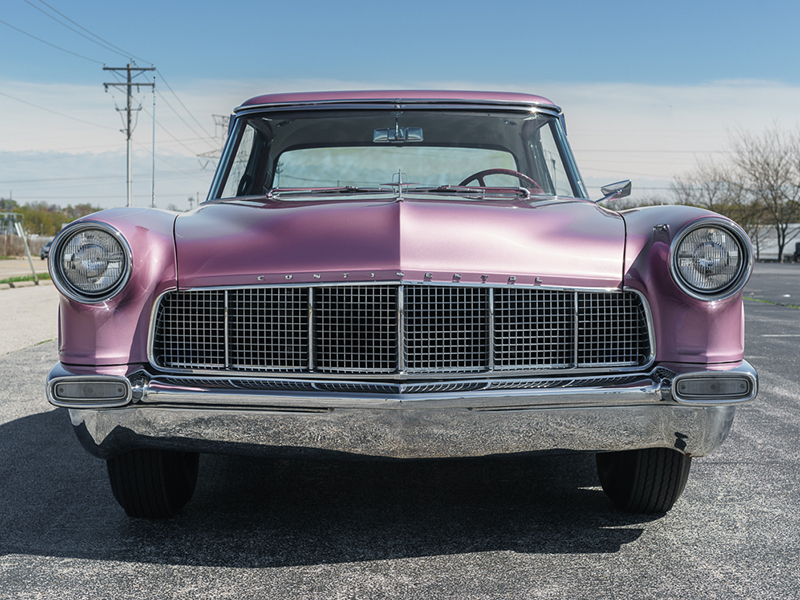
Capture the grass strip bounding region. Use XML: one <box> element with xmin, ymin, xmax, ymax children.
<box><xmin>0</xmin><ymin>273</ymin><xmax>51</xmax><ymax>285</ymax></box>
<box><xmin>745</xmin><ymin>296</ymin><xmax>800</xmax><ymax>310</ymax></box>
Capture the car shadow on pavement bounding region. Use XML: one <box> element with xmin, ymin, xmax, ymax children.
<box><xmin>0</xmin><ymin>408</ymin><xmax>661</xmax><ymax>568</ymax></box>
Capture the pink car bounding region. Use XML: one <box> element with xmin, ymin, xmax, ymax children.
<box><xmin>47</xmin><ymin>91</ymin><xmax>757</xmax><ymax>518</ymax></box>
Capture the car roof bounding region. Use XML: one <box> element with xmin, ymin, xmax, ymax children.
<box><xmin>236</xmin><ymin>90</ymin><xmax>560</xmax><ymax>112</ymax></box>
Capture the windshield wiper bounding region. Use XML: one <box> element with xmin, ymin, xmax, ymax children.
<box><xmin>412</xmin><ymin>185</ymin><xmax>532</xmax><ymax>200</ymax></box>
<box><xmin>266</xmin><ymin>186</ymin><xmax>387</xmax><ymax>199</ymax></box>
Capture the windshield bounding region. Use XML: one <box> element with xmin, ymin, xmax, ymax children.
<box><xmin>212</xmin><ymin>109</ymin><xmax>585</xmax><ymax>200</ymax></box>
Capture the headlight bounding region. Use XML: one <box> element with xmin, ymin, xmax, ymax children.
<box><xmin>670</xmin><ymin>220</ymin><xmax>752</xmax><ymax>300</ymax></box>
<box><xmin>50</xmin><ymin>223</ymin><xmax>131</xmax><ymax>303</ymax></box>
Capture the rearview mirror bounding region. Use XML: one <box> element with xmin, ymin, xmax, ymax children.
<box><xmin>373</xmin><ymin>127</ymin><xmax>424</xmax><ymax>143</ymax></box>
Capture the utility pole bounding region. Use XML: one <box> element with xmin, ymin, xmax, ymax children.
<box><xmin>104</xmin><ymin>64</ymin><xmax>155</xmax><ymax>207</ymax></box>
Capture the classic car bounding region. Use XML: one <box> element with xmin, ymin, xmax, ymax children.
<box><xmin>46</xmin><ymin>90</ymin><xmax>757</xmax><ymax>518</ymax></box>
<box><xmin>40</xmin><ymin>239</ymin><xmax>53</xmax><ymax>260</ymax></box>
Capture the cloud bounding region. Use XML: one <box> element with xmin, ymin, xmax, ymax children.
<box><xmin>3</xmin><ymin>78</ymin><xmax>800</xmax><ymax>208</ymax></box>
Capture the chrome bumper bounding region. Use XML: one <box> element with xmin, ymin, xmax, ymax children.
<box><xmin>48</xmin><ymin>362</ymin><xmax>757</xmax><ymax>460</ymax></box>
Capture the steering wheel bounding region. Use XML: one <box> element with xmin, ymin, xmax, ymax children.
<box><xmin>458</xmin><ymin>168</ymin><xmax>543</xmax><ymax>193</ymax></box>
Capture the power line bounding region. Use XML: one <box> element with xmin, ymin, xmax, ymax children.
<box><xmin>16</xmin><ymin>1</ymin><xmax>215</xmax><ymax>156</ymax></box>
<box><xmin>153</xmin><ymin>90</ymin><xmax>216</xmax><ymax>149</ymax></box>
<box><xmin>573</xmin><ymin>149</ymin><xmax>732</xmax><ymax>154</ymax></box>
<box><xmin>22</xmin><ymin>0</ymin><xmax>133</xmax><ymax>61</ymax></box>
<box><xmin>25</xmin><ymin>2</ymin><xmax>213</xmax><ymax>145</ymax></box>
<box><xmin>140</xmin><ymin>105</ymin><xmax>209</xmax><ymax>156</ymax></box>
<box><xmin>32</xmin><ymin>0</ymin><xmax>150</xmax><ymax>62</ymax></box>
<box><xmin>0</xmin><ymin>90</ymin><xmax>117</xmax><ymax>130</ymax></box>
<box><xmin>0</xmin><ymin>18</ymin><xmax>103</xmax><ymax>64</ymax></box>
<box><xmin>155</xmin><ymin>70</ymin><xmax>215</xmax><ymax>139</ymax></box>
<box><xmin>132</xmin><ymin>140</ymin><xmax>216</xmax><ymax>183</ymax></box>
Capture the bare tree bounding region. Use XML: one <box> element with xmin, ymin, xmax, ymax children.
<box><xmin>671</xmin><ymin>159</ymin><xmax>768</xmax><ymax>258</ymax></box>
<box><xmin>730</xmin><ymin>127</ymin><xmax>800</xmax><ymax>261</ymax></box>
<box><xmin>671</xmin><ymin>159</ymin><xmax>740</xmax><ymax>213</ymax></box>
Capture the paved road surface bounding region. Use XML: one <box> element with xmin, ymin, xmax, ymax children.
<box><xmin>0</xmin><ymin>257</ymin><xmax>50</xmax><ymax>280</ymax></box>
<box><xmin>0</xmin><ymin>264</ymin><xmax>797</xmax><ymax>599</ymax></box>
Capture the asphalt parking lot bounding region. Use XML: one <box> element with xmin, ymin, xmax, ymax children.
<box><xmin>0</xmin><ymin>263</ymin><xmax>798</xmax><ymax>599</ymax></box>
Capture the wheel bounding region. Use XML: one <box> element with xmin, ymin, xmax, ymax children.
<box><xmin>458</xmin><ymin>168</ymin><xmax>544</xmax><ymax>193</ymax></box>
<box><xmin>106</xmin><ymin>449</ymin><xmax>199</xmax><ymax>518</ymax></box>
<box><xmin>596</xmin><ymin>448</ymin><xmax>692</xmax><ymax>513</ymax></box>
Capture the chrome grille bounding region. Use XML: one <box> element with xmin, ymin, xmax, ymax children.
<box><xmin>577</xmin><ymin>292</ymin><xmax>646</xmax><ymax>367</ymax></box>
<box><xmin>405</xmin><ymin>286</ymin><xmax>489</xmax><ymax>373</ymax></box>
<box><xmin>494</xmin><ymin>289</ymin><xmax>573</xmax><ymax>370</ymax></box>
<box><xmin>151</xmin><ymin>285</ymin><xmax>651</xmax><ymax>376</ymax></box>
<box><xmin>153</xmin><ymin>290</ymin><xmax>226</xmax><ymax>368</ymax></box>
<box><xmin>228</xmin><ymin>288</ymin><xmax>308</xmax><ymax>371</ymax></box>
<box><xmin>315</xmin><ymin>286</ymin><xmax>397</xmax><ymax>373</ymax></box>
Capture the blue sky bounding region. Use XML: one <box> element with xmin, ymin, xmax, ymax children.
<box><xmin>2</xmin><ymin>0</ymin><xmax>800</xmax><ymax>211</ymax></box>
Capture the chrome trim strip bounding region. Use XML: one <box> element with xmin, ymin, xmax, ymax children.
<box><xmin>554</xmin><ymin>115</ymin><xmax>589</xmax><ymax>199</ymax></box>
<box><xmin>573</xmin><ymin>291</ymin><xmax>579</xmax><ymax>367</ymax></box>
<box><xmin>177</xmin><ymin>280</ymin><xmax>625</xmax><ymax>292</ymax></box>
<box><xmin>207</xmin><ymin>117</ymin><xmax>240</xmax><ymax>202</ymax></box>
<box><xmin>397</xmin><ymin>286</ymin><xmax>405</xmax><ymax>373</ymax></box>
<box><xmin>233</xmin><ymin>100</ymin><xmax>563</xmax><ymax>116</ymax></box>
<box><xmin>139</xmin><ymin>377</ymin><xmax>666</xmax><ymax>410</ymax></box>
<box><xmin>145</xmin><ymin>370</ymin><xmax>668</xmax><ymax>397</ymax></box>
<box><xmin>308</xmin><ymin>287</ymin><xmax>315</xmax><ymax>372</ymax></box>
<box><xmin>488</xmin><ymin>288</ymin><xmax>495</xmax><ymax>371</ymax></box>
<box><xmin>212</xmin><ymin>104</ymin><xmax>568</xmax><ymax>200</ymax></box>
<box><xmin>224</xmin><ymin>290</ymin><xmax>230</xmax><ymax>368</ymax></box>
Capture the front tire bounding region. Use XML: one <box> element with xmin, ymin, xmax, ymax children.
<box><xmin>107</xmin><ymin>449</ymin><xmax>199</xmax><ymax>518</ymax></box>
<box><xmin>596</xmin><ymin>448</ymin><xmax>691</xmax><ymax>513</ymax></box>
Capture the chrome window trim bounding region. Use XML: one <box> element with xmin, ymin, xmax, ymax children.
<box><xmin>553</xmin><ymin>116</ymin><xmax>589</xmax><ymax>199</ymax></box>
<box><xmin>147</xmin><ymin>283</ymin><xmax>655</xmax><ymax>380</ymax></box>
<box><xmin>207</xmin><ymin>119</ymin><xmax>240</xmax><ymax>202</ymax></box>
<box><xmin>669</xmin><ymin>217</ymin><xmax>754</xmax><ymax>301</ymax></box>
<box><xmin>48</xmin><ymin>220</ymin><xmax>133</xmax><ymax>305</ymax></box>
<box><xmin>209</xmin><ymin>104</ymin><xmax>577</xmax><ymax>202</ymax></box>
<box><xmin>233</xmin><ymin>100</ymin><xmax>563</xmax><ymax>116</ymax></box>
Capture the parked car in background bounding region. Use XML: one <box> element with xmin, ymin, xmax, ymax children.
<box><xmin>47</xmin><ymin>90</ymin><xmax>757</xmax><ymax>518</ymax></box>
<box><xmin>40</xmin><ymin>239</ymin><xmax>52</xmax><ymax>260</ymax></box>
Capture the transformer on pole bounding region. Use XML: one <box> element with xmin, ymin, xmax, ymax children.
<box><xmin>103</xmin><ymin>64</ymin><xmax>155</xmax><ymax>207</ymax></box>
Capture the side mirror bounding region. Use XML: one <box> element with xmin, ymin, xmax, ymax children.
<box><xmin>596</xmin><ymin>180</ymin><xmax>632</xmax><ymax>203</ymax></box>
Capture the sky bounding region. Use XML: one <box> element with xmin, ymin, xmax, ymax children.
<box><xmin>2</xmin><ymin>0</ymin><xmax>800</xmax><ymax>212</ymax></box>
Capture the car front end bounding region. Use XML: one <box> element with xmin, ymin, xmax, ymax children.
<box><xmin>47</xmin><ymin>91</ymin><xmax>757</xmax><ymax>517</ymax></box>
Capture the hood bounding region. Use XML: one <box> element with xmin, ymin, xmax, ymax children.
<box><xmin>174</xmin><ymin>196</ymin><xmax>625</xmax><ymax>288</ymax></box>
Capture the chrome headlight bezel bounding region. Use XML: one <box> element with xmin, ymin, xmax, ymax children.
<box><xmin>49</xmin><ymin>222</ymin><xmax>132</xmax><ymax>304</ymax></box>
<box><xmin>669</xmin><ymin>219</ymin><xmax>753</xmax><ymax>301</ymax></box>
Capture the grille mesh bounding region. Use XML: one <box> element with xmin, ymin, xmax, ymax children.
<box><xmin>315</xmin><ymin>286</ymin><xmax>397</xmax><ymax>373</ymax></box>
<box><xmin>577</xmin><ymin>292</ymin><xmax>647</xmax><ymax>367</ymax></box>
<box><xmin>405</xmin><ymin>286</ymin><xmax>488</xmax><ymax>373</ymax></box>
<box><xmin>153</xmin><ymin>290</ymin><xmax>226</xmax><ymax>368</ymax></box>
<box><xmin>151</xmin><ymin>285</ymin><xmax>651</xmax><ymax>375</ymax></box>
<box><xmin>228</xmin><ymin>288</ymin><xmax>308</xmax><ymax>371</ymax></box>
<box><xmin>494</xmin><ymin>289</ymin><xmax>573</xmax><ymax>370</ymax></box>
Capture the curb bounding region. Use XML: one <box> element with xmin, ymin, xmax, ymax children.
<box><xmin>0</xmin><ymin>279</ymin><xmax>53</xmax><ymax>291</ymax></box>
